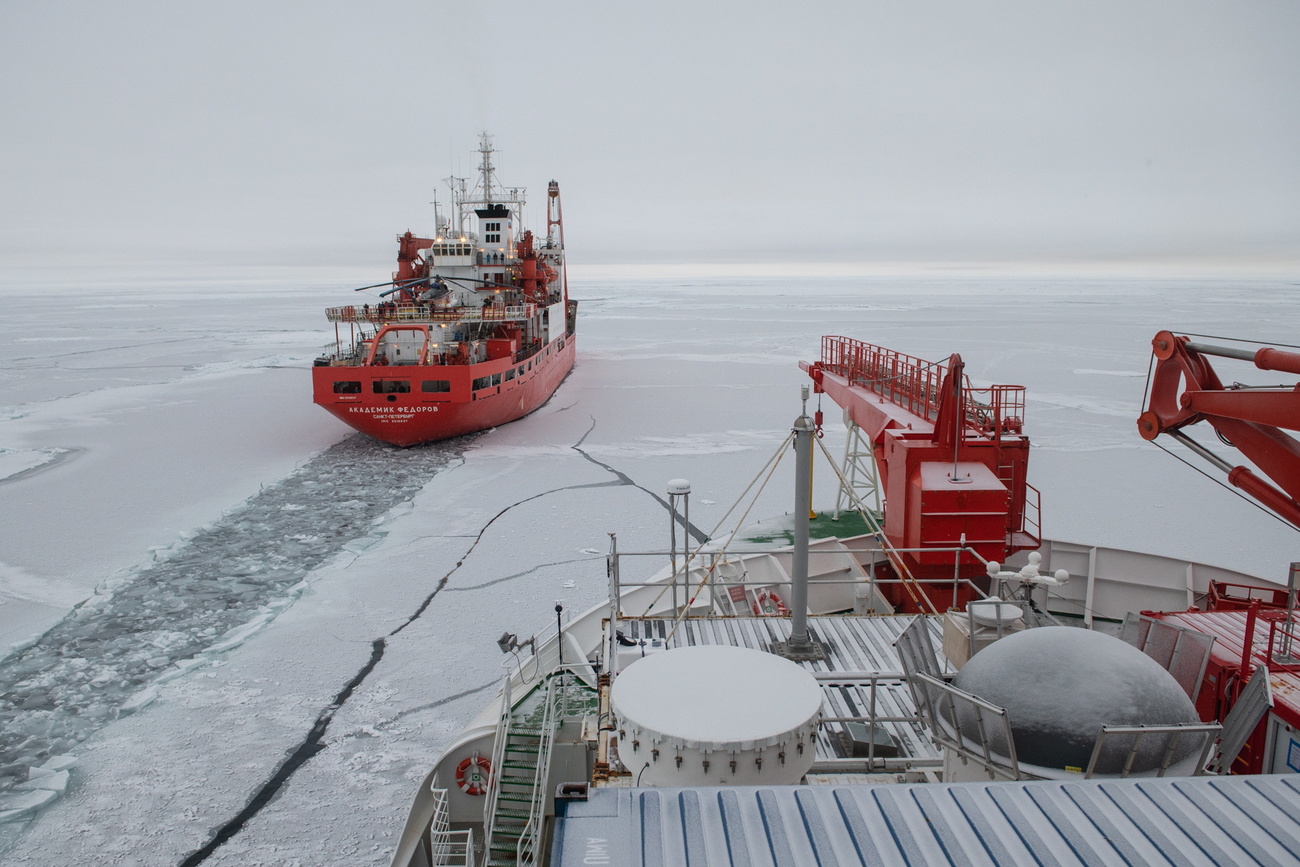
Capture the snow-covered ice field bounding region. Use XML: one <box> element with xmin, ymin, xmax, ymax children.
<box><xmin>0</xmin><ymin>266</ymin><xmax>1296</xmax><ymax>863</ymax></box>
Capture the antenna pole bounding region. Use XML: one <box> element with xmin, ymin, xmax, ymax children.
<box><xmin>776</xmin><ymin>387</ymin><xmax>824</xmax><ymax>661</ymax></box>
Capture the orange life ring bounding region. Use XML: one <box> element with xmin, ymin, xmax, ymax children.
<box><xmin>753</xmin><ymin>590</ymin><xmax>788</xmax><ymax>616</ymax></box>
<box><xmin>455</xmin><ymin>753</ymin><xmax>491</xmax><ymax>796</ymax></box>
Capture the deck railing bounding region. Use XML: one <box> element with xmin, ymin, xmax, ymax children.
<box><xmin>819</xmin><ymin>335</ymin><xmax>1026</xmax><ymax>438</ymax></box>
<box><xmin>325</xmin><ymin>302</ymin><xmax>536</xmax><ymax>324</ymax></box>
<box><xmin>426</xmin><ymin>788</ymin><xmax>474</xmax><ymax>867</ymax></box>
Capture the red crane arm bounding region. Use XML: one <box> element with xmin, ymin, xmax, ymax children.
<box><xmin>801</xmin><ymin>337</ymin><xmax>1037</xmax><ymax>582</ymax></box>
<box><xmin>1137</xmin><ymin>330</ymin><xmax>1300</xmax><ymax>529</ymax></box>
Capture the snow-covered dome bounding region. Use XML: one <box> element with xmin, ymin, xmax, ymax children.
<box><xmin>610</xmin><ymin>645</ymin><xmax>822</xmax><ymax>786</ymax></box>
<box><xmin>951</xmin><ymin>627</ymin><xmax>1200</xmax><ymax>774</ymax></box>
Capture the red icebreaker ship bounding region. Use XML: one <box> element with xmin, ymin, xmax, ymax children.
<box><xmin>312</xmin><ymin>134</ymin><xmax>577</xmax><ymax>446</ymax></box>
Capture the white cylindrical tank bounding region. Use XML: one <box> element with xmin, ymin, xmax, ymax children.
<box><xmin>610</xmin><ymin>645</ymin><xmax>823</xmax><ymax>786</ymax></box>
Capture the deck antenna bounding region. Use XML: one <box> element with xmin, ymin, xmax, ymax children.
<box><xmin>444</xmin><ymin>174</ymin><xmax>469</xmax><ymax>236</ymax></box>
<box><xmin>668</xmin><ymin>480</ymin><xmax>691</xmax><ymax>613</ymax></box>
<box><xmin>476</xmin><ymin>132</ymin><xmax>497</xmax><ymax>204</ymax></box>
<box><xmin>776</xmin><ymin>386</ymin><xmax>825</xmax><ymax>661</ymax></box>
<box><xmin>430</xmin><ymin>191</ymin><xmax>447</xmax><ymax>238</ymax></box>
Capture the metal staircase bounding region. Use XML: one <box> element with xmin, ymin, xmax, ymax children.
<box><xmin>483</xmin><ymin>670</ymin><xmax>597</xmax><ymax>867</ymax></box>
<box><xmin>485</xmin><ymin>721</ymin><xmax>544</xmax><ymax>866</ymax></box>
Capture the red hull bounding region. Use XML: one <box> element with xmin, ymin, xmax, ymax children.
<box><xmin>313</xmin><ymin>337</ymin><xmax>575</xmax><ymax>447</ymax></box>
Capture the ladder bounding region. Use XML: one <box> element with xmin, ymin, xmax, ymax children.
<box><xmin>484</xmin><ymin>671</ymin><xmax>598</xmax><ymax>867</ymax></box>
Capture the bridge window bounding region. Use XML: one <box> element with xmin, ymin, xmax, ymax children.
<box><xmin>421</xmin><ymin>380</ymin><xmax>451</xmax><ymax>393</ymax></box>
<box><xmin>372</xmin><ymin>380</ymin><xmax>411</xmax><ymax>394</ymax></box>
<box><xmin>332</xmin><ymin>381</ymin><xmax>362</xmax><ymax>394</ymax></box>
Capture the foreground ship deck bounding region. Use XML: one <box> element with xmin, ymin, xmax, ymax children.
<box><xmin>389</xmin><ymin>334</ymin><xmax>1300</xmax><ymax>867</ymax></box>
<box><xmin>552</xmin><ymin>775</ymin><xmax>1300</xmax><ymax>866</ymax></box>
<box><xmin>313</xmin><ymin>134</ymin><xmax>576</xmax><ymax>446</ymax></box>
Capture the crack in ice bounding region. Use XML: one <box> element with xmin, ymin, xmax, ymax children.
<box><xmin>172</xmin><ymin>416</ymin><xmax>709</xmax><ymax>863</ymax></box>
<box><xmin>571</xmin><ymin>417</ymin><xmax>709</xmax><ymax>543</ymax></box>
<box><xmin>0</xmin><ymin>434</ymin><xmax>466</xmax><ymax>825</ymax></box>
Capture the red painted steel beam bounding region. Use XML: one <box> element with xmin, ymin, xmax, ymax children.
<box><xmin>1139</xmin><ymin>330</ymin><xmax>1300</xmax><ymax>530</ymax></box>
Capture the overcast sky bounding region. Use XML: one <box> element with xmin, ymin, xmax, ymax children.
<box><xmin>2</xmin><ymin>1</ymin><xmax>1298</xmax><ymax>270</ymax></box>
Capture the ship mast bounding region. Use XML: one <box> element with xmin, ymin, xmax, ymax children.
<box><xmin>444</xmin><ymin>175</ymin><xmax>469</xmax><ymax>237</ymax></box>
<box><xmin>476</xmin><ymin>133</ymin><xmax>497</xmax><ymax>205</ymax></box>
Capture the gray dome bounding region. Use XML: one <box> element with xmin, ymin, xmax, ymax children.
<box><xmin>951</xmin><ymin>626</ymin><xmax>1200</xmax><ymax>774</ymax></box>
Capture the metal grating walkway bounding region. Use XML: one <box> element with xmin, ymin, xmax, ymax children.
<box><xmin>620</xmin><ymin>614</ymin><xmax>949</xmax><ymax>764</ymax></box>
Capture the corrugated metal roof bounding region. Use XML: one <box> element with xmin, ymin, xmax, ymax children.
<box><xmin>551</xmin><ymin>776</ymin><xmax>1300</xmax><ymax>866</ymax></box>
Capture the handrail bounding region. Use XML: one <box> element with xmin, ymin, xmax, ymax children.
<box><xmin>1265</xmin><ymin>613</ymin><xmax>1300</xmax><ymax>670</ymax></box>
<box><xmin>517</xmin><ymin>670</ymin><xmax>590</xmax><ymax>866</ymax></box>
<box><xmin>1084</xmin><ymin>722</ymin><xmax>1221</xmax><ymax>778</ymax></box>
<box><xmin>426</xmin><ymin>788</ymin><xmax>475</xmax><ymax>867</ymax></box>
<box><xmin>481</xmin><ymin>674</ymin><xmax>514</xmax><ymax>852</ymax></box>
<box><xmin>911</xmin><ymin>672</ymin><xmax>1022</xmax><ymax>781</ymax></box>
<box><xmin>326</xmin><ymin>302</ymin><xmax>537</xmax><ymax>324</ymax></box>
<box><xmin>819</xmin><ymin>335</ymin><xmax>1026</xmax><ymax>438</ymax></box>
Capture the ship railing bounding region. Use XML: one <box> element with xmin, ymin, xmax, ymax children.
<box><xmin>818</xmin><ymin>335</ymin><xmax>1027</xmax><ymax>439</ymax></box>
<box><xmin>1264</xmin><ymin>612</ymin><xmax>1300</xmax><ymax>670</ymax></box>
<box><xmin>481</xmin><ymin>673</ymin><xmax>513</xmax><ymax>859</ymax></box>
<box><xmin>1084</xmin><ymin>722</ymin><xmax>1221</xmax><ymax>778</ymax></box>
<box><xmin>606</xmin><ymin>544</ymin><xmax>1003</xmax><ymax>621</ymax></box>
<box><xmin>909</xmin><ymin>672</ymin><xmax>1023</xmax><ymax>780</ymax></box>
<box><xmin>325</xmin><ymin>302</ymin><xmax>536</xmax><ymax>324</ymax></box>
<box><xmin>1207</xmin><ymin>581</ymin><xmax>1290</xmax><ymax>610</ymax></box>
<box><xmin>1117</xmin><ymin>613</ymin><xmax>1216</xmax><ymax>702</ymax></box>
<box><xmin>809</xmin><ymin>670</ymin><xmax>945</xmax><ymax>772</ymax></box>
<box><xmin>426</xmin><ymin>788</ymin><xmax>474</xmax><ymax>867</ymax></box>
<box><xmin>911</xmin><ymin>670</ymin><xmax>1222</xmax><ymax>780</ymax></box>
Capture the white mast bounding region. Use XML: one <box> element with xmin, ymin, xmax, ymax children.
<box><xmin>476</xmin><ymin>132</ymin><xmax>497</xmax><ymax>205</ymax></box>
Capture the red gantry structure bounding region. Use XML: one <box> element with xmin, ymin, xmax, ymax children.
<box><xmin>802</xmin><ymin>337</ymin><xmax>1040</xmax><ymax>612</ymax></box>
<box><xmin>312</xmin><ymin>134</ymin><xmax>577</xmax><ymax>447</ymax></box>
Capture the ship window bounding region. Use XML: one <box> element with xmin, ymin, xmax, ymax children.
<box><xmin>372</xmin><ymin>379</ymin><xmax>411</xmax><ymax>394</ymax></box>
<box><xmin>333</xmin><ymin>381</ymin><xmax>362</xmax><ymax>394</ymax></box>
<box><xmin>472</xmin><ymin>375</ymin><xmax>493</xmax><ymax>391</ymax></box>
<box><xmin>517</xmin><ymin>366</ymin><xmax>524</xmax><ymax>377</ymax></box>
<box><xmin>486</xmin><ymin>234</ymin><xmax>500</xmax><ymax>243</ymax></box>
<box><xmin>491</xmin><ymin>373</ymin><xmax>502</xmax><ymax>386</ymax></box>
<box><xmin>504</xmin><ymin>369</ymin><xmax>515</xmax><ymax>382</ymax></box>
<box><xmin>421</xmin><ymin>380</ymin><xmax>451</xmax><ymax>393</ymax></box>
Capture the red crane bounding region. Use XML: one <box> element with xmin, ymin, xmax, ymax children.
<box><xmin>802</xmin><ymin>337</ymin><xmax>1040</xmax><ymax>612</ymax></box>
<box><xmin>1137</xmin><ymin>331</ymin><xmax>1300</xmax><ymax>531</ymax></box>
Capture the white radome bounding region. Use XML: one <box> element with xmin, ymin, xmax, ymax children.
<box><xmin>610</xmin><ymin>645</ymin><xmax>823</xmax><ymax>786</ymax></box>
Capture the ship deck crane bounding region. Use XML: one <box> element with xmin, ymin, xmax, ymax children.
<box><xmin>802</xmin><ymin>337</ymin><xmax>1040</xmax><ymax>612</ymax></box>
<box><xmin>1137</xmin><ymin>330</ymin><xmax>1300</xmax><ymax>531</ymax></box>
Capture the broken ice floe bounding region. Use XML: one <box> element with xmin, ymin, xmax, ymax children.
<box><xmin>0</xmin><ymin>435</ymin><xmax>464</xmax><ymax>822</ymax></box>
<box><xmin>0</xmin><ymin>447</ymin><xmax>73</xmax><ymax>484</ymax></box>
